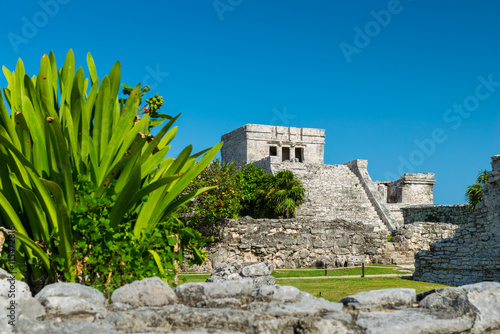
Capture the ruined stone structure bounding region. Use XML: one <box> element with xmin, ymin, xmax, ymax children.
<box><xmin>213</xmin><ymin>125</ymin><xmax>482</xmax><ymax>273</ymax></box>
<box><xmin>413</xmin><ymin>155</ymin><xmax>500</xmax><ymax>286</ymax></box>
<box><xmin>221</xmin><ymin>124</ymin><xmax>439</xmax><ymax>231</ymax></box>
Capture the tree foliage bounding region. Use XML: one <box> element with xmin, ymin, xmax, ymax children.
<box><xmin>255</xmin><ymin>169</ymin><xmax>306</xmax><ymax>218</ymax></box>
<box><xmin>465</xmin><ymin>169</ymin><xmax>488</xmax><ymax>212</ymax></box>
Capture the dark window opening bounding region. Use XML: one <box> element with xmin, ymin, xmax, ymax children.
<box><xmin>282</xmin><ymin>147</ymin><xmax>290</xmax><ymax>162</ymax></box>
<box><xmin>269</xmin><ymin>146</ymin><xmax>277</xmax><ymax>156</ymax></box>
<box><xmin>295</xmin><ymin>147</ymin><xmax>303</xmax><ymax>162</ymax></box>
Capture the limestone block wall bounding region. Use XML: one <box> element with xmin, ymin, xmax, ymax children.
<box><xmin>391</xmin><ymin>222</ymin><xmax>459</xmax><ymax>251</ymax></box>
<box><xmin>220</xmin><ymin>126</ymin><xmax>247</xmax><ymax>167</ymax></box>
<box><xmin>413</xmin><ymin>155</ymin><xmax>500</xmax><ymax>286</ymax></box>
<box><xmin>382</xmin><ymin>222</ymin><xmax>459</xmax><ymax>265</ymax></box>
<box><xmin>184</xmin><ymin>217</ymin><xmax>462</xmax><ymax>271</ymax></box>
<box><xmin>402</xmin><ymin>204</ymin><xmax>471</xmax><ymax>225</ymax></box>
<box><xmin>196</xmin><ymin>217</ymin><xmax>390</xmax><ymax>270</ymax></box>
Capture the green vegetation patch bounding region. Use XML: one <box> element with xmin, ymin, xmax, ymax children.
<box><xmin>272</xmin><ymin>266</ymin><xmax>410</xmax><ymax>278</ymax></box>
<box><xmin>178</xmin><ymin>274</ymin><xmax>211</xmax><ymax>283</ymax></box>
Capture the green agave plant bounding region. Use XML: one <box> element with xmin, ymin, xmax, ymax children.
<box><xmin>0</xmin><ymin>50</ymin><xmax>221</xmax><ymax>287</ymax></box>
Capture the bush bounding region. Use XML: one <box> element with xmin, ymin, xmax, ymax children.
<box><xmin>179</xmin><ymin>159</ymin><xmax>243</xmax><ymax>224</ymax></box>
<box><xmin>236</xmin><ymin>163</ymin><xmax>268</xmax><ymax>216</ymax></box>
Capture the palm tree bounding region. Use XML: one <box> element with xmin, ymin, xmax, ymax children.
<box><xmin>465</xmin><ymin>169</ymin><xmax>488</xmax><ymax>211</ymax></box>
<box><xmin>256</xmin><ymin>170</ymin><xmax>305</xmax><ymax>218</ymax></box>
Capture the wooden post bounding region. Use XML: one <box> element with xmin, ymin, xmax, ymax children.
<box><xmin>324</xmin><ymin>264</ymin><xmax>327</xmax><ymax>276</ymax></box>
<box><xmin>362</xmin><ymin>262</ymin><xmax>365</xmax><ymax>277</ymax></box>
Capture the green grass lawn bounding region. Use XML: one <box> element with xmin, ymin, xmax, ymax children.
<box><xmin>178</xmin><ymin>274</ymin><xmax>211</xmax><ymax>283</ymax></box>
<box><xmin>177</xmin><ymin>266</ymin><xmax>449</xmax><ymax>302</ymax></box>
<box><xmin>276</xmin><ymin>276</ymin><xmax>449</xmax><ymax>302</ymax></box>
<box><xmin>272</xmin><ymin>266</ymin><xmax>410</xmax><ymax>278</ymax></box>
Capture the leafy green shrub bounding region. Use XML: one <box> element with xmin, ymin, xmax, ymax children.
<box><xmin>179</xmin><ymin>159</ymin><xmax>242</xmax><ymax>224</ymax></box>
<box><xmin>465</xmin><ymin>169</ymin><xmax>488</xmax><ymax>211</ymax></box>
<box><xmin>0</xmin><ymin>50</ymin><xmax>220</xmax><ymax>292</ymax></box>
<box><xmin>67</xmin><ymin>177</ymin><xmax>212</xmax><ymax>296</ymax></box>
<box><xmin>236</xmin><ymin>163</ymin><xmax>268</xmax><ymax>216</ymax></box>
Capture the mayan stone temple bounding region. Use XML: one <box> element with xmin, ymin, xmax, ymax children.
<box><xmin>205</xmin><ymin>124</ymin><xmax>497</xmax><ymax>286</ymax></box>
<box><xmin>221</xmin><ymin>124</ymin><xmax>437</xmax><ymax>231</ymax></box>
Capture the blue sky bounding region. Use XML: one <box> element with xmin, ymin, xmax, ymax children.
<box><xmin>1</xmin><ymin>0</ymin><xmax>499</xmax><ymax>204</ymax></box>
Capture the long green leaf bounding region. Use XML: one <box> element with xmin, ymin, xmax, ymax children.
<box><xmin>148</xmin><ymin>250</ymin><xmax>166</xmax><ymax>279</ymax></box>
<box><xmin>108</xmin><ymin>164</ymin><xmax>141</xmax><ymax>228</ymax></box>
<box><xmin>87</xmin><ymin>53</ymin><xmax>98</xmax><ymax>87</ymax></box>
<box><xmin>15</xmin><ymin>232</ymin><xmax>55</xmax><ymax>281</ymax></box>
<box><xmin>41</xmin><ymin>179</ymin><xmax>75</xmax><ymax>281</ymax></box>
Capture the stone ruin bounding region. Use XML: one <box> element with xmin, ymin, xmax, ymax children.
<box><xmin>413</xmin><ymin>155</ymin><xmax>500</xmax><ymax>286</ymax></box>
<box><xmin>2</xmin><ymin>266</ymin><xmax>499</xmax><ymax>333</ymax></box>
<box><xmin>196</xmin><ymin>125</ymin><xmax>471</xmax><ymax>272</ymax></box>
<box><xmin>217</xmin><ymin>125</ymin><xmax>499</xmax><ymax>287</ymax></box>
<box><xmin>221</xmin><ymin>124</ymin><xmax>440</xmax><ymax>230</ymax></box>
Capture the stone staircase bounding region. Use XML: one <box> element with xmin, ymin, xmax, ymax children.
<box><xmin>281</xmin><ymin>164</ymin><xmax>383</xmax><ymax>226</ymax></box>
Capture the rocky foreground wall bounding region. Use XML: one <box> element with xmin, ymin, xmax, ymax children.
<box><xmin>413</xmin><ymin>155</ymin><xmax>500</xmax><ymax>286</ymax></box>
<box><xmin>189</xmin><ymin>217</ymin><xmax>459</xmax><ymax>271</ymax></box>
<box><xmin>1</xmin><ymin>268</ymin><xmax>499</xmax><ymax>334</ymax></box>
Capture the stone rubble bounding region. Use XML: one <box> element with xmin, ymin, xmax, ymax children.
<box><xmin>1</xmin><ymin>271</ymin><xmax>499</xmax><ymax>334</ymax></box>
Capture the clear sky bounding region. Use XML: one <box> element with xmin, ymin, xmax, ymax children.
<box><xmin>1</xmin><ymin>1</ymin><xmax>499</xmax><ymax>204</ymax></box>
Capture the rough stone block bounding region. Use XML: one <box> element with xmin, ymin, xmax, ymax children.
<box><xmin>110</xmin><ymin>277</ymin><xmax>176</xmax><ymax>308</ymax></box>
<box><xmin>35</xmin><ymin>282</ymin><xmax>107</xmax><ymax>321</ymax></box>
<box><xmin>340</xmin><ymin>288</ymin><xmax>416</xmax><ymax>311</ymax></box>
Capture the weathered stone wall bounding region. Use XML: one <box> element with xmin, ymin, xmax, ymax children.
<box><xmin>413</xmin><ymin>155</ymin><xmax>500</xmax><ymax>286</ymax></box>
<box><xmin>402</xmin><ymin>204</ymin><xmax>471</xmax><ymax>225</ymax></box>
<box><xmin>185</xmin><ymin>216</ymin><xmax>462</xmax><ymax>271</ymax></box>
<box><xmin>382</xmin><ymin>222</ymin><xmax>459</xmax><ymax>265</ymax></box>
<box><xmin>387</xmin><ymin>203</ymin><xmax>407</xmax><ymax>225</ymax></box>
<box><xmin>195</xmin><ymin>217</ymin><xmax>390</xmax><ymax>270</ymax></box>
<box><xmin>398</xmin><ymin>173</ymin><xmax>435</xmax><ymax>204</ymax></box>
<box><xmin>392</xmin><ymin>222</ymin><xmax>459</xmax><ymax>251</ymax></box>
